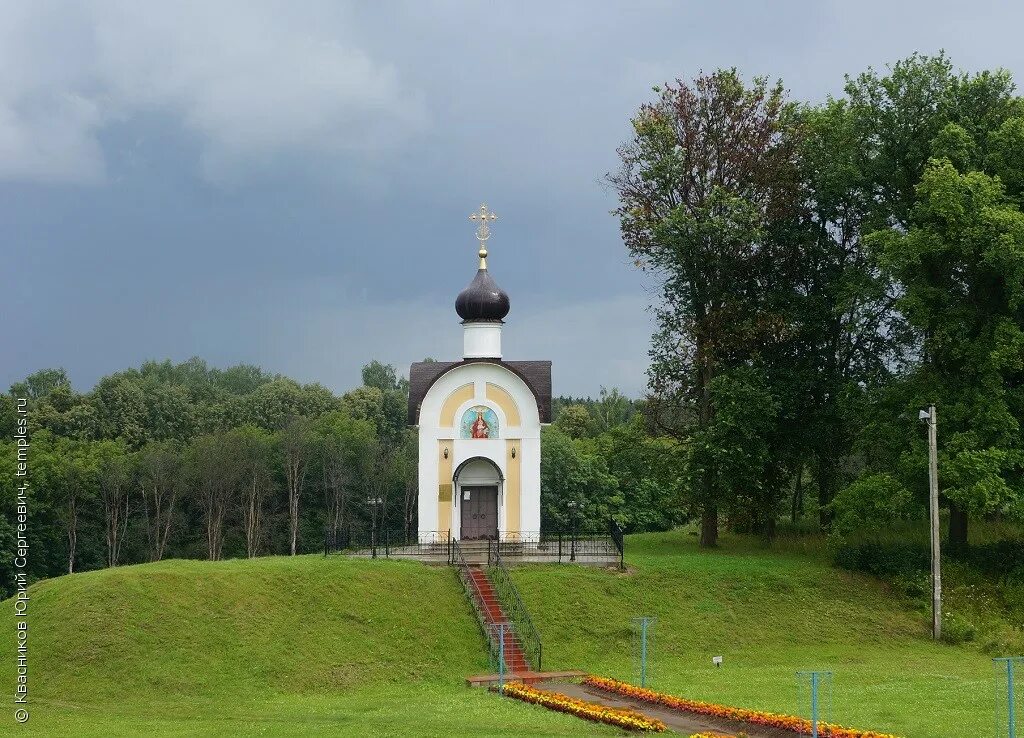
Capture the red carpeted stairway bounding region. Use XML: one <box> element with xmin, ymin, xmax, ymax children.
<box><xmin>466</xmin><ymin>567</ymin><xmax>531</xmax><ymax>674</ymax></box>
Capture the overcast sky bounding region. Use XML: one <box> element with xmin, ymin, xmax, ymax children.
<box><xmin>2</xmin><ymin>1</ymin><xmax>1022</xmax><ymax>398</ymax></box>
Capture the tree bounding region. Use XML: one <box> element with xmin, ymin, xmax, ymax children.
<box><xmin>787</xmin><ymin>95</ymin><xmax>908</xmax><ymax>525</ymax></box>
<box><xmin>829</xmin><ymin>474</ymin><xmax>917</xmax><ymax>537</ymax></box>
<box><xmin>313</xmin><ymin>411</ymin><xmax>376</xmax><ymax>535</ymax></box>
<box><xmin>189</xmin><ymin>432</ymin><xmax>243</xmax><ymax>561</ymax></box>
<box><xmin>234</xmin><ymin>425</ymin><xmax>274</xmax><ymax>558</ymax></box>
<box><xmin>396</xmin><ymin>431</ymin><xmax>418</xmax><ymax>538</ymax></box>
<box><xmin>10</xmin><ymin>368</ymin><xmax>71</xmax><ymax>401</ymax></box>
<box><xmin>553</xmin><ymin>404</ymin><xmax>594</xmax><ymax>439</ymax></box>
<box><xmin>236</xmin><ymin>378</ymin><xmax>338</xmax><ymax>431</ymax></box>
<box><xmin>348</xmin><ymin>361</ymin><xmax>410</xmax><ymax>443</ymax></box>
<box><xmin>34</xmin><ymin>436</ymin><xmax>101</xmax><ymax>574</ymax></box>
<box><xmin>279</xmin><ymin>417</ymin><xmax>314</xmax><ymax>556</ymax></box>
<box><xmin>591</xmin><ymin>387</ymin><xmax>633</xmax><ymax>433</ymax></box>
<box><xmin>96</xmin><ymin>440</ymin><xmax>132</xmax><ymax>567</ymax></box>
<box><xmin>824</xmin><ymin>54</ymin><xmax>1024</xmax><ymax>543</ymax></box>
<box><xmin>361</xmin><ymin>360</ymin><xmax>407</xmax><ymax>394</ymax></box>
<box><xmin>872</xmin><ymin>159</ymin><xmax>1024</xmax><ymax>544</ymax></box>
<box><xmin>93</xmin><ymin>373</ymin><xmax>149</xmax><ymax>448</ymax></box>
<box><xmin>540</xmin><ymin>428</ymin><xmax>620</xmax><ymax>531</ymax></box>
<box><xmin>581</xmin><ymin>415</ymin><xmax>682</xmax><ymax>532</ymax></box>
<box><xmin>137</xmin><ymin>441</ymin><xmax>182</xmax><ymax>561</ymax></box>
<box><xmin>610</xmin><ymin>69</ymin><xmax>802</xmax><ymax>546</ymax></box>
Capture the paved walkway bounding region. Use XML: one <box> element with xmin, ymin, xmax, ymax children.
<box><xmin>540</xmin><ymin>681</ymin><xmax>797</xmax><ymax>738</ymax></box>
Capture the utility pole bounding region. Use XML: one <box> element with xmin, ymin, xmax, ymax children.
<box><xmin>921</xmin><ymin>405</ymin><xmax>941</xmax><ymax>640</ymax></box>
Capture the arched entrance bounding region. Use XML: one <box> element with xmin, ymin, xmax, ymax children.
<box><xmin>454</xmin><ymin>457</ymin><xmax>503</xmax><ymax>540</ymax></box>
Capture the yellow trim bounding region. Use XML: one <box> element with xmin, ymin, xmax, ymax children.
<box><xmin>506</xmin><ymin>439</ymin><xmax>521</xmax><ymax>535</ymax></box>
<box><xmin>438</xmin><ymin>441</ymin><xmax>453</xmax><ymax>537</ymax></box>
<box><xmin>486</xmin><ymin>383</ymin><xmax>521</xmax><ymax>426</ymax></box>
<box><xmin>439</xmin><ymin>383</ymin><xmax>475</xmax><ymax>428</ymax></box>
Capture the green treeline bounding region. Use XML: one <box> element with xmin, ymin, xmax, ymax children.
<box><xmin>0</xmin><ymin>360</ymin><xmax>675</xmax><ymax>594</ymax></box>
<box><xmin>0</xmin><ymin>359</ymin><xmax>411</xmax><ymax>591</ymax></box>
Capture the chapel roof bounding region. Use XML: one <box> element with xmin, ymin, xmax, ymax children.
<box><xmin>455</xmin><ymin>268</ymin><xmax>510</xmax><ymax>322</ymax></box>
<box><xmin>407</xmin><ymin>359</ymin><xmax>552</xmax><ymax>426</ymax></box>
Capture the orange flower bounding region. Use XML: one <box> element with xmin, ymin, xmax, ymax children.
<box><xmin>501</xmin><ymin>681</ymin><xmax>666</xmax><ymax>732</ymax></box>
<box><xmin>583</xmin><ymin>676</ymin><xmax>902</xmax><ymax>738</ymax></box>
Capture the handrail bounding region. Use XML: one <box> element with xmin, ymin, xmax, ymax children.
<box><xmin>487</xmin><ymin>544</ymin><xmax>543</xmax><ymax>671</ymax></box>
<box><xmin>451</xmin><ymin>538</ymin><xmax>502</xmax><ymax>666</ymax></box>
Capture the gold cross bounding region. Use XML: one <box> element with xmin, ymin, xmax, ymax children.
<box><xmin>469</xmin><ymin>203</ymin><xmax>497</xmax><ymax>269</ymax></box>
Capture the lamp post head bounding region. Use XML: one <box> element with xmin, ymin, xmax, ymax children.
<box><xmin>919</xmin><ymin>409</ymin><xmax>931</xmax><ymax>422</ymax></box>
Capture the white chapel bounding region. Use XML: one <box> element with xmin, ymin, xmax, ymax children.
<box><xmin>408</xmin><ymin>205</ymin><xmax>551</xmax><ymax>541</ymax></box>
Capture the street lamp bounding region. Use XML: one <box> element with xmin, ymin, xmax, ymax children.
<box><xmin>920</xmin><ymin>406</ymin><xmax>941</xmax><ymax>640</ymax></box>
<box><xmin>566</xmin><ymin>500</ymin><xmax>580</xmax><ymax>562</ymax></box>
<box><xmin>367</xmin><ymin>496</ymin><xmax>383</xmax><ymax>559</ymax></box>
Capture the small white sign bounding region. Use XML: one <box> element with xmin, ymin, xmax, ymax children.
<box><xmin>463</xmin><ymin>490</ymin><xmax>471</xmax><ymax>500</ymax></box>
<box><xmin>712</xmin><ymin>656</ymin><xmax>723</xmax><ymax>667</ymax></box>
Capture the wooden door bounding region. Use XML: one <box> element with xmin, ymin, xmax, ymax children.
<box><xmin>460</xmin><ymin>486</ymin><xmax>498</xmax><ymax>540</ymax></box>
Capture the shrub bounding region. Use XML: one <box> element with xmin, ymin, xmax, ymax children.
<box><xmin>940</xmin><ymin>610</ymin><xmax>976</xmax><ymax>644</ymax></box>
<box><xmin>952</xmin><ymin>539</ymin><xmax>1024</xmax><ymax>578</ymax></box>
<box><xmin>829</xmin><ymin>474</ymin><xmax>918</xmax><ymax>537</ymax></box>
<box><xmin>830</xmin><ymin>539</ymin><xmax>930</xmax><ymax>579</ymax></box>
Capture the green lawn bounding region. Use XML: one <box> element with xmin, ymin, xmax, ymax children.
<box><xmin>513</xmin><ymin>529</ymin><xmax>1006</xmax><ymax>738</ymax></box>
<box><xmin>2</xmin><ymin>532</ymin><xmax>1014</xmax><ymax>736</ymax></box>
<box><xmin>2</xmin><ymin>556</ymin><xmax>609</xmax><ymax>736</ymax></box>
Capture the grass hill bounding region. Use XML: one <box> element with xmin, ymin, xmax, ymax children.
<box><xmin>3</xmin><ymin>556</ymin><xmax>603</xmax><ymax>737</ymax></box>
<box><xmin>514</xmin><ymin>531</ymin><xmax>1002</xmax><ymax>737</ymax></box>
<box><xmin>4</xmin><ymin>532</ymin><xmax>1011</xmax><ymax>737</ymax></box>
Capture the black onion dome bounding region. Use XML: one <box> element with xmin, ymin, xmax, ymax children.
<box><xmin>455</xmin><ymin>268</ymin><xmax>510</xmax><ymax>321</ymax></box>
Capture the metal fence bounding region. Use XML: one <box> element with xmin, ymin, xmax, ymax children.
<box><xmin>324</xmin><ymin>519</ymin><xmax>625</xmax><ymax>568</ymax></box>
<box><xmin>488</xmin><ymin>544</ymin><xmax>542</xmax><ymax>671</ymax></box>
<box><xmin>489</xmin><ymin>520</ymin><xmax>625</xmax><ymax>567</ymax></box>
<box><xmin>324</xmin><ymin>528</ymin><xmax>452</xmax><ymax>561</ymax></box>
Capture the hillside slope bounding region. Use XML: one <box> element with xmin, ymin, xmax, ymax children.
<box><xmin>1</xmin><ymin>556</ymin><xmax>608</xmax><ymax>736</ymax></box>
<box><xmin>513</xmin><ymin>530</ymin><xmax>999</xmax><ymax>738</ymax></box>
<box><xmin>2</xmin><ymin>534</ymin><xmax>1004</xmax><ymax>737</ymax></box>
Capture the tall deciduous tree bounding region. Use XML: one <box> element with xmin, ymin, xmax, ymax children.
<box><xmin>788</xmin><ymin>96</ymin><xmax>908</xmax><ymax>525</ymax></box>
<box><xmin>96</xmin><ymin>440</ymin><xmax>132</xmax><ymax>567</ymax></box>
<box><xmin>279</xmin><ymin>417</ymin><xmax>313</xmax><ymax>556</ymax></box>
<box><xmin>235</xmin><ymin>425</ymin><xmax>274</xmax><ymax>558</ymax></box>
<box><xmin>611</xmin><ymin>69</ymin><xmax>801</xmax><ymax>546</ymax></box>
<box><xmin>847</xmin><ymin>56</ymin><xmax>1024</xmax><ymax>544</ymax></box>
<box><xmin>872</xmin><ymin>159</ymin><xmax>1024</xmax><ymax>543</ymax></box>
<box><xmin>137</xmin><ymin>441</ymin><xmax>182</xmax><ymax>561</ymax></box>
<box><xmin>190</xmin><ymin>431</ymin><xmax>244</xmax><ymax>561</ymax></box>
<box><xmin>313</xmin><ymin>411</ymin><xmax>375</xmax><ymax>535</ymax></box>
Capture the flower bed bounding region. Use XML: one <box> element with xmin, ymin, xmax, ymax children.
<box><xmin>583</xmin><ymin>676</ymin><xmax>900</xmax><ymax>738</ymax></box>
<box><xmin>501</xmin><ymin>681</ymin><xmax>666</xmax><ymax>732</ymax></box>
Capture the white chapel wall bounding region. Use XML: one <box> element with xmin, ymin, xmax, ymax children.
<box><xmin>416</xmin><ymin>362</ymin><xmax>541</xmax><ymax>539</ymax></box>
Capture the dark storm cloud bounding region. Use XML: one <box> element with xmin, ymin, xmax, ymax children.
<box><xmin>2</xmin><ymin>1</ymin><xmax>1022</xmax><ymax>396</ymax></box>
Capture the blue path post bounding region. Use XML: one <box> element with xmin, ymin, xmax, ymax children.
<box><xmin>641</xmin><ymin>618</ymin><xmax>648</xmax><ymax>688</ymax></box>
<box><xmin>498</xmin><ymin>624</ymin><xmax>506</xmax><ymax>693</ymax></box>
<box><xmin>811</xmin><ymin>671</ymin><xmax>819</xmax><ymax>738</ymax></box>
<box><xmin>1010</xmin><ymin>658</ymin><xmax>1017</xmax><ymax>738</ymax></box>
<box><xmin>996</xmin><ymin>657</ymin><xmax>1020</xmax><ymax>738</ymax></box>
